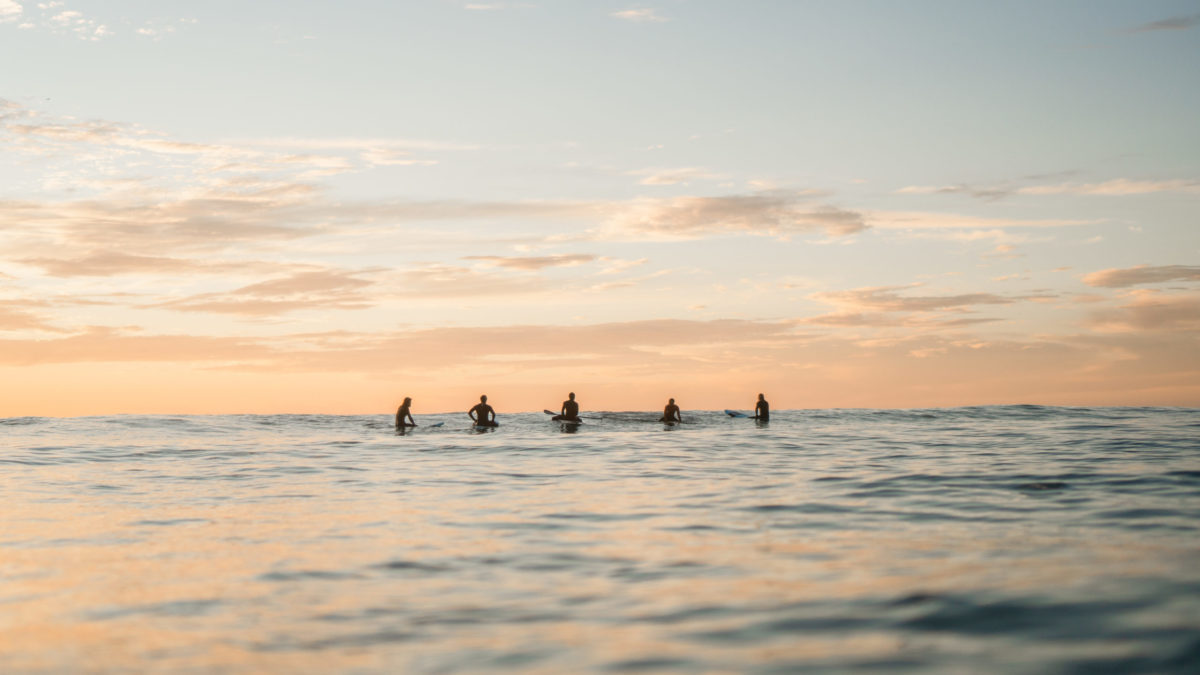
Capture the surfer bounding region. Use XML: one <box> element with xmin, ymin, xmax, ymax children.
<box><xmin>469</xmin><ymin>394</ymin><xmax>497</xmax><ymax>427</ymax></box>
<box><xmin>660</xmin><ymin>398</ymin><xmax>682</xmax><ymax>424</ymax></box>
<box><xmin>754</xmin><ymin>393</ymin><xmax>770</xmax><ymax>421</ymax></box>
<box><xmin>395</xmin><ymin>397</ymin><xmax>416</xmax><ymax>428</ymax></box>
<box><xmin>554</xmin><ymin>392</ymin><xmax>581</xmax><ymax>422</ymax></box>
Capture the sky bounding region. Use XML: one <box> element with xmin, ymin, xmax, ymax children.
<box><xmin>1</xmin><ymin>0</ymin><xmax>1198</xmax><ymax>416</ymax></box>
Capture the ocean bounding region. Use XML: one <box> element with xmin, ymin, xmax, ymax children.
<box><xmin>2</xmin><ymin>406</ymin><xmax>1198</xmax><ymax>673</ymax></box>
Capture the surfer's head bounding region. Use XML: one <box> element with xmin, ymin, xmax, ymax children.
<box><xmin>568</xmin><ymin>392</ymin><xmax>575</xmax><ymax>400</ymax></box>
<box><xmin>480</xmin><ymin>394</ymin><xmax>487</xmax><ymax>403</ymax></box>
<box><xmin>669</xmin><ymin>398</ymin><xmax>675</xmax><ymax>404</ymax></box>
<box><xmin>404</xmin><ymin>397</ymin><xmax>412</xmax><ymax>405</ymax></box>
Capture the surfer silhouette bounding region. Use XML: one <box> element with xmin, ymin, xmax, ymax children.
<box><xmin>395</xmin><ymin>397</ymin><xmax>416</xmax><ymax>428</ymax></box>
<box><xmin>554</xmin><ymin>392</ymin><xmax>581</xmax><ymax>422</ymax></box>
<box><xmin>754</xmin><ymin>393</ymin><xmax>770</xmax><ymax>421</ymax></box>
<box><xmin>469</xmin><ymin>394</ymin><xmax>497</xmax><ymax>427</ymax></box>
<box><xmin>660</xmin><ymin>398</ymin><xmax>682</xmax><ymax>424</ymax></box>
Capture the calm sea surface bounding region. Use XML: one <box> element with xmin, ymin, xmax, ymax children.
<box><xmin>2</xmin><ymin>406</ymin><xmax>1198</xmax><ymax>673</ymax></box>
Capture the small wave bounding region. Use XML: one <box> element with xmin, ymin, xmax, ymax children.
<box><xmin>0</xmin><ymin>417</ymin><xmax>47</xmax><ymax>426</ymax></box>
<box><xmin>1015</xmin><ymin>481</ymin><xmax>1068</xmax><ymax>491</ymax></box>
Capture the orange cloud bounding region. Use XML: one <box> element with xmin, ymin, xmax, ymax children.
<box><xmin>608</xmin><ymin>191</ymin><xmax>866</xmax><ymax>239</ymax></box>
<box><xmin>462</xmin><ymin>254</ymin><xmax>597</xmax><ymax>270</ymax></box>
<box><xmin>154</xmin><ymin>270</ymin><xmax>379</xmax><ymax>316</ymax></box>
<box><xmin>1088</xmin><ymin>291</ymin><xmax>1200</xmax><ymax>333</ymax></box>
<box><xmin>17</xmin><ymin>251</ymin><xmax>289</xmax><ymax>277</ymax></box>
<box><xmin>0</xmin><ymin>301</ymin><xmax>64</xmax><ymax>332</ymax></box>
<box><xmin>1083</xmin><ymin>264</ymin><xmax>1200</xmax><ymax>288</ymax></box>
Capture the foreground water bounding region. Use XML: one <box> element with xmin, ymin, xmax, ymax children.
<box><xmin>1</xmin><ymin>406</ymin><xmax>1198</xmax><ymax>673</ymax></box>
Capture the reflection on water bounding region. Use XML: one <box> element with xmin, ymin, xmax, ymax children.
<box><xmin>1</xmin><ymin>407</ymin><xmax>1198</xmax><ymax>672</ymax></box>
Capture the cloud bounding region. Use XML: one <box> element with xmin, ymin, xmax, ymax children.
<box><xmin>812</xmin><ymin>284</ymin><xmax>1034</xmax><ymax>313</ymax></box>
<box><xmin>612</xmin><ymin>8</ymin><xmax>668</xmax><ymax>23</ymax></box>
<box><xmin>1017</xmin><ymin>178</ymin><xmax>1200</xmax><ymax>196</ymax></box>
<box><xmin>628</xmin><ymin>167</ymin><xmax>727</xmax><ymax>186</ymax></box>
<box><xmin>0</xmin><ymin>1</ymin><xmax>22</xmax><ymax>23</ymax></box>
<box><xmin>462</xmin><ymin>254</ymin><xmax>596</xmax><ymax>270</ymax></box>
<box><xmin>242</xmin><ymin>136</ymin><xmax>483</xmax><ymax>153</ymax></box>
<box><xmin>155</xmin><ymin>269</ymin><xmax>379</xmax><ymax>316</ymax></box>
<box><xmin>45</xmin><ymin>6</ymin><xmax>109</xmax><ymax>40</ymax></box>
<box><xmin>896</xmin><ymin>177</ymin><xmax>1200</xmax><ymax>199</ymax></box>
<box><xmin>893</xmin><ymin>184</ymin><xmax>1016</xmax><ymax>201</ymax></box>
<box><xmin>15</xmin><ymin>251</ymin><xmax>296</xmax><ymax>277</ymax></box>
<box><xmin>801</xmin><ymin>284</ymin><xmax>1055</xmax><ymax>329</ymax></box>
<box><xmin>1128</xmin><ymin>13</ymin><xmax>1200</xmax><ymax>33</ymax></box>
<box><xmin>868</xmin><ymin>210</ymin><xmax>1096</xmax><ymax>230</ymax></box>
<box><xmin>1083</xmin><ymin>264</ymin><xmax>1200</xmax><ymax>288</ymax></box>
<box><xmin>0</xmin><ymin>182</ymin><xmax>325</xmax><ymax>254</ymax></box>
<box><xmin>358</xmin><ymin>148</ymin><xmax>438</xmax><ymax>167</ymax></box>
<box><xmin>1089</xmin><ymin>291</ymin><xmax>1200</xmax><ymax>333</ymax></box>
<box><xmin>464</xmin><ymin>2</ymin><xmax>533</xmax><ymax>9</ymax></box>
<box><xmin>390</xmin><ymin>263</ymin><xmax>560</xmax><ymax>299</ymax></box>
<box><xmin>0</xmin><ymin>300</ymin><xmax>64</xmax><ymax>332</ymax></box>
<box><xmin>0</xmin><ymin>326</ymin><xmax>275</xmax><ymax>365</ymax></box>
<box><xmin>606</xmin><ymin>190</ymin><xmax>867</xmax><ymax>239</ymax></box>
<box><xmin>802</xmin><ymin>312</ymin><xmax>1001</xmax><ymax>329</ymax></box>
<box><xmin>0</xmin><ymin>102</ymin><xmax>439</xmax><ymax>186</ymax></box>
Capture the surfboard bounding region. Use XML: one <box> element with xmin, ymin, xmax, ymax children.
<box><xmin>725</xmin><ymin>409</ymin><xmax>748</xmax><ymax>418</ymax></box>
<box><xmin>544</xmin><ymin>410</ymin><xmax>582</xmax><ymax>423</ymax></box>
<box><xmin>428</xmin><ymin>422</ymin><xmax>444</xmax><ymax>428</ymax></box>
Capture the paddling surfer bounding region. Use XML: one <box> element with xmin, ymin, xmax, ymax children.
<box><xmin>754</xmin><ymin>393</ymin><xmax>770</xmax><ymax>421</ymax></box>
<box><xmin>395</xmin><ymin>397</ymin><xmax>416</xmax><ymax>428</ymax></box>
<box><xmin>554</xmin><ymin>392</ymin><xmax>581</xmax><ymax>422</ymax></box>
<box><xmin>469</xmin><ymin>394</ymin><xmax>497</xmax><ymax>427</ymax></box>
<box><xmin>660</xmin><ymin>398</ymin><xmax>682</xmax><ymax>424</ymax></box>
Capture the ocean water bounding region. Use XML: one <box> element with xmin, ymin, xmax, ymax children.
<box><xmin>1</xmin><ymin>406</ymin><xmax>1198</xmax><ymax>673</ymax></box>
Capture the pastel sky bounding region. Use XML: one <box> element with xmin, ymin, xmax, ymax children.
<box><xmin>2</xmin><ymin>0</ymin><xmax>1198</xmax><ymax>415</ymax></box>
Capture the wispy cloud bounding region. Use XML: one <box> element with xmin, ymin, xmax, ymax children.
<box><xmin>896</xmin><ymin>177</ymin><xmax>1200</xmax><ymax>199</ymax></box>
<box><xmin>390</xmin><ymin>263</ymin><xmax>565</xmax><ymax>299</ymax></box>
<box><xmin>1128</xmin><ymin>13</ymin><xmax>1200</xmax><ymax>33</ymax></box>
<box><xmin>0</xmin><ymin>101</ymin><xmax>444</xmax><ymax>193</ymax></box>
<box><xmin>628</xmin><ymin>167</ymin><xmax>728</xmax><ymax>186</ymax></box>
<box><xmin>154</xmin><ymin>269</ymin><xmax>380</xmax><ymax>317</ymax></box>
<box><xmin>605</xmin><ymin>191</ymin><xmax>867</xmax><ymax>239</ymax></box>
<box><xmin>16</xmin><ymin>251</ymin><xmax>292</xmax><ymax>278</ymax></box>
<box><xmin>868</xmin><ymin>210</ymin><xmax>1095</xmax><ymax>230</ymax></box>
<box><xmin>462</xmin><ymin>254</ymin><xmax>596</xmax><ymax>270</ymax></box>
<box><xmin>1017</xmin><ymin>178</ymin><xmax>1200</xmax><ymax>196</ymax></box>
<box><xmin>1089</xmin><ymin>290</ymin><xmax>1200</xmax><ymax>333</ymax></box>
<box><xmin>0</xmin><ymin>300</ymin><xmax>64</xmax><ymax>332</ymax></box>
<box><xmin>464</xmin><ymin>2</ymin><xmax>534</xmax><ymax>10</ymax></box>
<box><xmin>1083</xmin><ymin>264</ymin><xmax>1200</xmax><ymax>288</ymax></box>
<box><xmin>812</xmin><ymin>284</ymin><xmax>1048</xmax><ymax>314</ymax></box>
<box><xmin>612</xmin><ymin>8</ymin><xmax>668</xmax><ymax>23</ymax></box>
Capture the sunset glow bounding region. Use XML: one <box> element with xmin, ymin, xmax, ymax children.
<box><xmin>2</xmin><ymin>1</ymin><xmax>1198</xmax><ymax>415</ymax></box>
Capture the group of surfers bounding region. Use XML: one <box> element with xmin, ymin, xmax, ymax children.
<box><xmin>395</xmin><ymin>393</ymin><xmax>770</xmax><ymax>428</ymax></box>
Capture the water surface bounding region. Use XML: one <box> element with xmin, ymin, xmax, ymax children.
<box><xmin>2</xmin><ymin>407</ymin><xmax>1198</xmax><ymax>672</ymax></box>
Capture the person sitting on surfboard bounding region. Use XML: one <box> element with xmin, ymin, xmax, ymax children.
<box><xmin>660</xmin><ymin>398</ymin><xmax>682</xmax><ymax>424</ymax></box>
<box><xmin>754</xmin><ymin>393</ymin><xmax>770</xmax><ymax>421</ymax></box>
<box><xmin>469</xmin><ymin>394</ymin><xmax>497</xmax><ymax>427</ymax></box>
<box><xmin>396</xmin><ymin>397</ymin><xmax>416</xmax><ymax>428</ymax></box>
<box><xmin>554</xmin><ymin>392</ymin><xmax>581</xmax><ymax>422</ymax></box>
